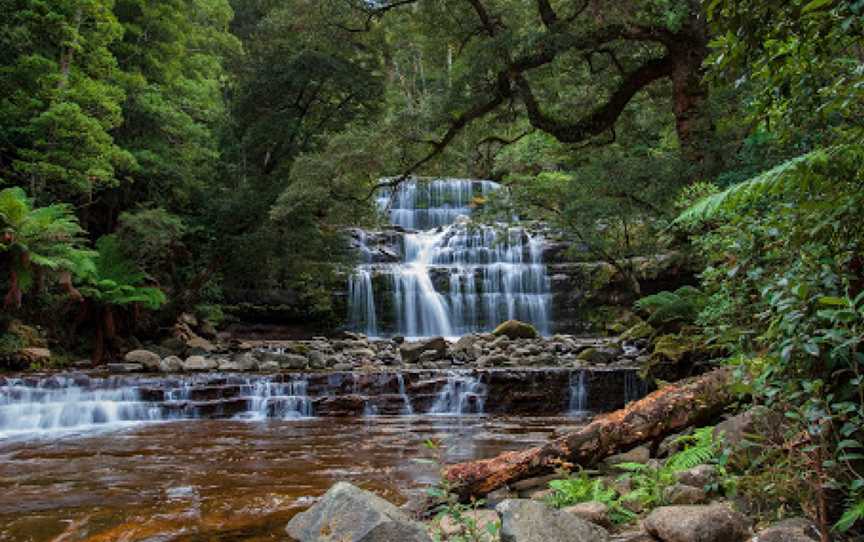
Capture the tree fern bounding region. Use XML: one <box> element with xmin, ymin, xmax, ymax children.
<box><xmin>674</xmin><ymin>144</ymin><xmax>864</xmax><ymax>226</ymax></box>
<box><xmin>78</xmin><ymin>236</ymin><xmax>166</xmax><ymax>310</ymax></box>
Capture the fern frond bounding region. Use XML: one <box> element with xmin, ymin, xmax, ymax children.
<box><xmin>674</xmin><ymin>144</ymin><xmax>864</xmax><ymax>226</ymax></box>
<box><xmin>835</xmin><ymin>499</ymin><xmax>864</xmax><ymax>532</ymax></box>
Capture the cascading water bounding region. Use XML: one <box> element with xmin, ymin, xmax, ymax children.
<box><xmin>396</xmin><ymin>373</ymin><xmax>413</xmax><ymax>415</ymax></box>
<box><xmin>429</xmin><ymin>372</ymin><xmax>487</xmax><ymax>415</ymax></box>
<box><xmin>350</xmin><ymin>178</ymin><xmax>552</xmax><ymax>338</ymax></box>
<box><xmin>0</xmin><ymin>377</ymin><xmax>162</xmax><ymax>437</ymax></box>
<box><xmin>240</xmin><ymin>379</ymin><xmax>313</xmax><ymax>420</ymax></box>
<box><xmin>568</xmin><ymin>370</ymin><xmax>588</xmax><ymax>414</ymax></box>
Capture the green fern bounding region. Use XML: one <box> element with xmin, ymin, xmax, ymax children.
<box><xmin>547</xmin><ymin>470</ymin><xmax>636</xmax><ymax>524</ymax></box>
<box><xmin>635</xmin><ymin>286</ymin><xmax>705</xmax><ymax>325</ymax></box>
<box><xmin>674</xmin><ymin>144</ymin><xmax>864</xmax><ymax>226</ymax></box>
<box><xmin>666</xmin><ymin>427</ymin><xmax>720</xmax><ymax>472</ymax></box>
<box><xmin>835</xmin><ymin>499</ymin><xmax>864</xmax><ymax>532</ymax></box>
<box><xmin>78</xmin><ymin>236</ymin><xmax>166</xmax><ymax>310</ymax></box>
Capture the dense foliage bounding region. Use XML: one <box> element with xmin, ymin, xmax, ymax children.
<box><xmin>0</xmin><ymin>1</ymin><xmax>862</xmax><ymax>533</ymax></box>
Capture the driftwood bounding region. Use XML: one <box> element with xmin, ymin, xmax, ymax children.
<box><xmin>444</xmin><ymin>367</ymin><xmax>734</xmax><ymax>500</ymax></box>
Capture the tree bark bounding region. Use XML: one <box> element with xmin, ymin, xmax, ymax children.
<box><xmin>443</xmin><ymin>367</ymin><xmax>734</xmax><ymax>501</ymax></box>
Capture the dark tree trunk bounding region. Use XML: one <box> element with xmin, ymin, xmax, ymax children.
<box><xmin>443</xmin><ymin>367</ymin><xmax>734</xmax><ymax>501</ymax></box>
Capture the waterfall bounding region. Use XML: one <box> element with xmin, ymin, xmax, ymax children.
<box><xmin>624</xmin><ymin>370</ymin><xmax>649</xmax><ymax>404</ymax></box>
<box><xmin>347</xmin><ymin>269</ymin><xmax>377</xmax><ymax>336</ymax></box>
<box><xmin>349</xmin><ymin>178</ymin><xmax>552</xmax><ymax>338</ymax></box>
<box><xmin>429</xmin><ymin>372</ymin><xmax>487</xmax><ymax>415</ymax></box>
<box><xmin>0</xmin><ymin>376</ymin><xmax>162</xmax><ymax>437</ymax></box>
<box><xmin>241</xmin><ymin>378</ymin><xmax>313</xmax><ymax>420</ymax></box>
<box><xmin>396</xmin><ymin>373</ymin><xmax>413</xmax><ymax>415</ymax></box>
<box><xmin>568</xmin><ymin>370</ymin><xmax>588</xmax><ymax>414</ymax></box>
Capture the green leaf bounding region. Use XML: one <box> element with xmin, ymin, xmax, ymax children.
<box><xmin>802</xmin><ymin>0</ymin><xmax>835</xmax><ymax>14</ymax></box>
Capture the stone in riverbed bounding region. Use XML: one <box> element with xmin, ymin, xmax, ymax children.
<box><xmin>754</xmin><ymin>518</ymin><xmax>819</xmax><ymax>542</ymax></box>
<box><xmin>279</xmin><ymin>354</ymin><xmax>309</xmax><ymax>370</ymax></box>
<box><xmin>124</xmin><ymin>349</ymin><xmax>161</xmax><ymax>371</ymax></box>
<box><xmin>642</xmin><ymin>504</ymin><xmax>751</xmax><ymax>542</ymax></box>
<box><xmin>159</xmin><ymin>355</ymin><xmax>184</xmax><ymax>372</ymax></box>
<box><xmin>662</xmin><ymin>483</ymin><xmax>707</xmax><ymax>505</ymax></box>
<box><xmin>496</xmin><ymin>499</ymin><xmax>609</xmax><ymax>542</ymax></box>
<box><xmin>286</xmin><ymin>482</ymin><xmax>431</xmax><ymax>542</ymax></box>
<box><xmin>674</xmin><ymin>464</ymin><xmax>716</xmax><ymax>489</ymax></box>
<box><xmin>182</xmin><ymin>355</ymin><xmax>218</xmax><ymax>371</ymax></box>
<box><xmin>437</xmin><ymin>509</ymin><xmax>499</xmax><ymax>538</ymax></box>
<box><xmin>399</xmin><ymin>337</ymin><xmax>447</xmax><ymax>364</ymax></box>
<box><xmin>563</xmin><ymin>501</ymin><xmax>612</xmax><ymax>529</ymax></box>
<box><xmin>493</xmin><ymin>320</ymin><xmax>538</xmax><ymax>340</ymax></box>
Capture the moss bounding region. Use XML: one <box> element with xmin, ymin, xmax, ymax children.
<box><xmin>621</xmin><ymin>321</ymin><xmax>654</xmax><ymax>341</ymax></box>
<box><xmin>652</xmin><ymin>334</ymin><xmax>694</xmax><ymax>363</ymax></box>
<box><xmin>576</xmin><ymin>347</ymin><xmax>597</xmax><ymax>361</ymax></box>
<box><xmin>493</xmin><ymin>319</ymin><xmax>538</xmax><ymax>339</ymax></box>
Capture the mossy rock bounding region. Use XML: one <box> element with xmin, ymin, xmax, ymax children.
<box><xmin>492</xmin><ymin>319</ymin><xmax>538</xmax><ymax>339</ymax></box>
<box><xmin>652</xmin><ymin>334</ymin><xmax>694</xmax><ymax>363</ymax></box>
<box><xmin>621</xmin><ymin>321</ymin><xmax>654</xmax><ymax>341</ymax></box>
<box><xmin>606</xmin><ymin>322</ymin><xmax>627</xmax><ymax>335</ymax></box>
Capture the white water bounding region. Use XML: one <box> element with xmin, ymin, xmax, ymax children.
<box><xmin>350</xmin><ymin>178</ymin><xmax>552</xmax><ymax>338</ymax></box>
<box><xmin>429</xmin><ymin>372</ymin><xmax>487</xmax><ymax>415</ymax></box>
<box><xmin>397</xmin><ymin>373</ymin><xmax>414</xmax><ymax>415</ymax></box>
<box><xmin>568</xmin><ymin>370</ymin><xmax>588</xmax><ymax>414</ymax></box>
<box><xmin>0</xmin><ymin>375</ymin><xmax>314</xmax><ymax>438</ymax></box>
<box><xmin>240</xmin><ymin>379</ymin><xmax>313</xmax><ymax>420</ymax></box>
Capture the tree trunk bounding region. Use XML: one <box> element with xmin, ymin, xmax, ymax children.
<box><xmin>443</xmin><ymin>367</ymin><xmax>734</xmax><ymax>501</ymax></box>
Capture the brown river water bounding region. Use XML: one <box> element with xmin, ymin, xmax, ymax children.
<box><xmin>0</xmin><ymin>415</ymin><xmax>586</xmax><ymax>542</ymax></box>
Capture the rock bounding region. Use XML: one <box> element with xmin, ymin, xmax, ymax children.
<box><xmin>419</xmin><ymin>349</ymin><xmax>444</xmax><ymax>363</ymax></box>
<box><xmin>159</xmin><ymin>356</ymin><xmax>184</xmax><ymax>372</ymax></box>
<box><xmin>642</xmin><ymin>504</ymin><xmax>751</xmax><ymax>542</ymax></box>
<box><xmin>652</xmin><ymin>334</ymin><xmax>693</xmax><ymax>363</ymax></box>
<box><xmin>754</xmin><ymin>518</ymin><xmax>819</xmax><ymax>542</ymax></box>
<box><xmin>182</xmin><ymin>355</ymin><xmax>218</xmax><ymax>371</ymax></box>
<box><xmin>714</xmin><ymin>406</ymin><xmax>782</xmax><ymax>449</ymax></box>
<box><xmin>604</xmin><ymin>445</ymin><xmax>650</xmax><ymax>467</ymax></box>
<box><xmin>18</xmin><ymin>347</ymin><xmax>51</xmax><ymax>364</ymax></box>
<box><xmin>511</xmin><ymin>474</ymin><xmax>559</xmax><ymax>492</ymax></box>
<box><xmin>674</xmin><ymin>464</ymin><xmax>716</xmax><ymax>489</ymax></box>
<box><xmin>437</xmin><ymin>509</ymin><xmax>499</xmax><ymax>538</ymax></box>
<box><xmin>451</xmin><ymin>335</ymin><xmax>478</xmax><ymax>354</ymax></box>
<box><xmin>308</xmin><ymin>350</ymin><xmax>327</xmax><ymax>369</ymax></box>
<box><xmin>279</xmin><ymin>354</ymin><xmax>309</xmax><ymax>370</ymax></box>
<box><xmin>231</xmin><ymin>352</ymin><xmax>258</xmax><ymax>371</ymax></box>
<box><xmin>563</xmin><ymin>501</ymin><xmax>612</xmax><ymax>529</ymax></box>
<box><xmin>609</xmin><ymin>530</ymin><xmax>656</xmax><ymax>542</ymax></box>
<box><xmin>496</xmin><ymin>499</ymin><xmax>609</xmax><ymax>542</ymax></box>
<box><xmin>400</xmin><ymin>337</ymin><xmax>447</xmax><ymax>364</ymax></box>
<box><xmin>493</xmin><ymin>320</ymin><xmax>538</xmax><ymax>340</ymax></box>
<box><xmin>621</xmin><ymin>321</ymin><xmax>653</xmax><ymax>341</ymax></box>
<box><xmin>285</xmin><ymin>482</ymin><xmax>431</xmax><ymax>542</ymax></box>
<box><xmin>124</xmin><ymin>349</ymin><xmax>161</xmax><ymax>371</ymax></box>
<box><xmin>577</xmin><ymin>347</ymin><xmax>618</xmax><ymax>364</ymax></box>
<box><xmin>107</xmin><ymin>363</ymin><xmax>143</xmax><ymax>373</ymax></box>
<box><xmin>258</xmin><ymin>360</ymin><xmax>280</xmax><ymax>371</ymax></box>
<box><xmin>186</xmin><ymin>335</ymin><xmax>216</xmax><ymax>353</ymax></box>
<box><xmin>347</xmin><ymin>348</ymin><xmax>376</xmax><ymax>359</ymax></box>
<box><xmin>662</xmin><ymin>483</ymin><xmax>707</xmax><ymax>505</ymax></box>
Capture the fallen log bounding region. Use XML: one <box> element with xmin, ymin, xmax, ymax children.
<box><xmin>444</xmin><ymin>367</ymin><xmax>734</xmax><ymax>501</ymax></box>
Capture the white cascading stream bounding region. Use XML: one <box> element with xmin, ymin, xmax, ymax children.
<box><xmin>429</xmin><ymin>371</ymin><xmax>487</xmax><ymax>415</ymax></box>
<box><xmin>349</xmin><ymin>178</ymin><xmax>552</xmax><ymax>338</ymax></box>
<box><xmin>568</xmin><ymin>370</ymin><xmax>588</xmax><ymax>414</ymax></box>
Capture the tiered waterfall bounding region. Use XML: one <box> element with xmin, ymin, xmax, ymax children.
<box><xmin>348</xmin><ymin>178</ymin><xmax>552</xmax><ymax>338</ymax></box>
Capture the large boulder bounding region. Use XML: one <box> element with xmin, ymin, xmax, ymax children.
<box><xmin>563</xmin><ymin>501</ymin><xmax>612</xmax><ymax>529</ymax></box>
<box><xmin>18</xmin><ymin>347</ymin><xmax>52</xmax><ymax>365</ymax></box>
<box><xmin>124</xmin><ymin>349</ymin><xmax>161</xmax><ymax>371</ymax></box>
<box><xmin>496</xmin><ymin>499</ymin><xmax>609</xmax><ymax>542</ymax></box>
<box><xmin>642</xmin><ymin>504</ymin><xmax>751</xmax><ymax>542</ymax></box>
<box><xmin>493</xmin><ymin>320</ymin><xmax>538</xmax><ymax>340</ymax></box>
<box><xmin>285</xmin><ymin>482</ymin><xmax>431</xmax><ymax>542</ymax></box>
<box><xmin>400</xmin><ymin>337</ymin><xmax>447</xmax><ymax>364</ymax></box>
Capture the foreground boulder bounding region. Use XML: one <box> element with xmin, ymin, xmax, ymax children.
<box><xmin>493</xmin><ymin>320</ymin><xmax>538</xmax><ymax>340</ymax></box>
<box><xmin>286</xmin><ymin>482</ymin><xmax>431</xmax><ymax>542</ymax></box>
<box><xmin>496</xmin><ymin>499</ymin><xmax>609</xmax><ymax>542</ymax></box>
<box><xmin>642</xmin><ymin>504</ymin><xmax>750</xmax><ymax>542</ymax></box>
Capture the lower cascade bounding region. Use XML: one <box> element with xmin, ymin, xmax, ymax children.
<box><xmin>349</xmin><ymin>178</ymin><xmax>552</xmax><ymax>338</ymax></box>
<box><xmin>0</xmin><ymin>368</ymin><xmax>649</xmax><ymax>438</ymax></box>
<box><xmin>429</xmin><ymin>371</ymin><xmax>487</xmax><ymax>415</ymax></box>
